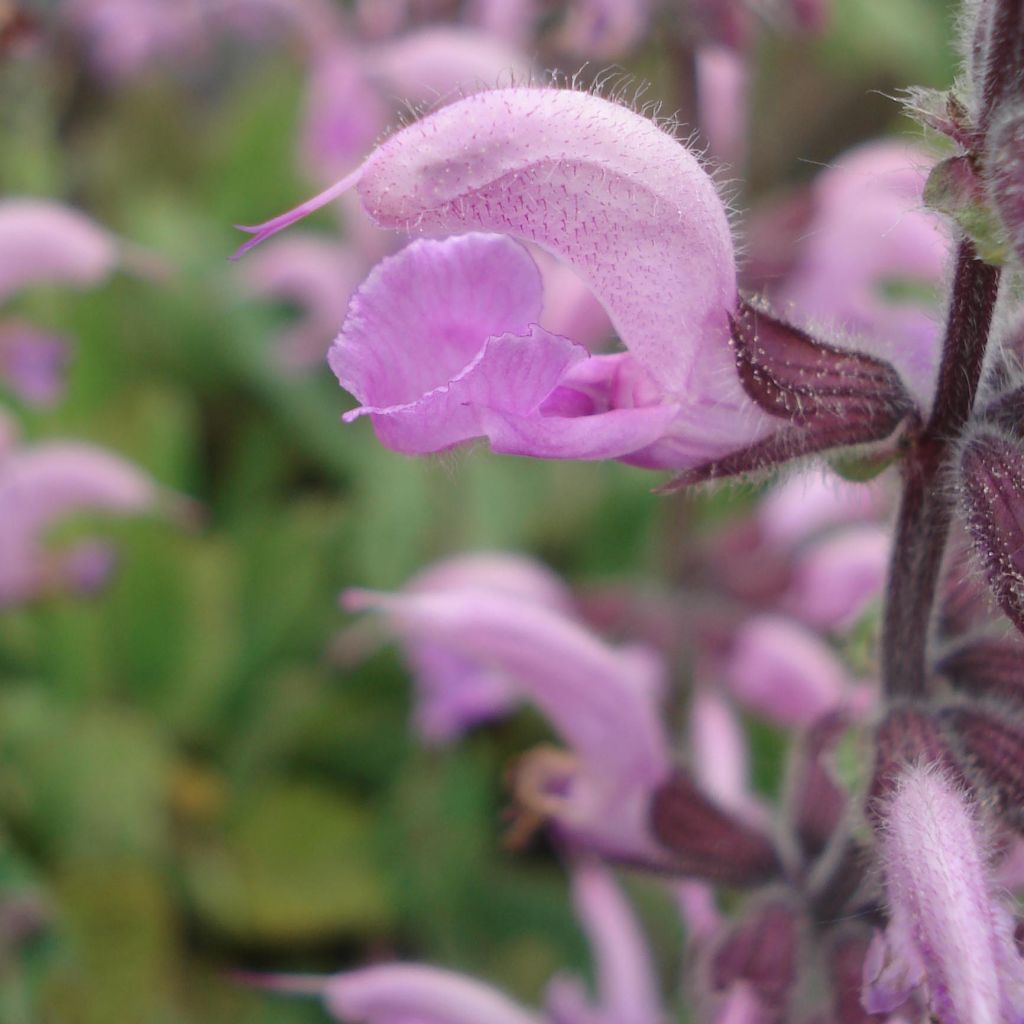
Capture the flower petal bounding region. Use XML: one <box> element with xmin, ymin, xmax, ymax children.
<box><xmin>783</xmin><ymin>525</ymin><xmax>890</xmax><ymax>630</ymax></box>
<box><xmin>343</xmin><ymin>585</ymin><xmax>669</xmax><ymax>780</ymax></box>
<box><xmin>0</xmin><ymin>199</ymin><xmax>118</xmax><ymax>302</ymax></box>
<box><xmin>241</xmin><ymin>87</ymin><xmax>739</xmax><ymax>397</ymax></box>
<box><xmin>570</xmin><ymin>860</ymin><xmax>662</xmax><ymax>1024</ymax></box>
<box><xmin>0</xmin><ymin>441</ymin><xmax>157</xmax><ymax>606</ymax></box>
<box><xmin>323</xmin><ymin>964</ymin><xmax>542</xmax><ymax>1024</ymax></box>
<box><xmin>332</xmin><ymin>232</ymin><xmax>543</xmax><ymax>409</ymax></box>
<box><xmin>725</xmin><ymin>614</ymin><xmax>859</xmax><ymax>727</ymax></box>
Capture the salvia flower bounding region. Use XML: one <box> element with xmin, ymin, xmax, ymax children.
<box><xmin>341</xmin><ymin>553</ymin><xmax>670</xmax><ymax>860</ymax></box>
<box><xmin>0</xmin><ymin>199</ymin><xmax>119</xmax><ymax>304</ymax></box>
<box><xmin>339</xmin><ymin>551</ymin><xmax>576</xmax><ymax>742</ymax></box>
<box><xmin>252</xmin><ymin>859</ymin><xmax>663</xmax><ymax>1024</ymax></box>
<box><xmin>0</xmin><ymin>438</ymin><xmax>161</xmax><ymax>606</ymax></box>
<box><xmin>780</xmin><ymin>141</ymin><xmax>951</xmax><ymax>413</ymax></box>
<box><xmin>238</xmin><ymin>234</ymin><xmax>363</xmax><ymax>369</ymax></box>
<box><xmin>865</xmin><ymin>766</ymin><xmax>1024</xmax><ymax>1022</ymax></box>
<box><xmin>725</xmin><ymin>614</ymin><xmax>873</xmax><ymax>728</ymax></box>
<box><xmin>235</xmin><ymin>86</ymin><xmax>774</xmax><ymax>468</ymax></box>
<box><xmin>0</xmin><ymin>199</ymin><xmax>122</xmax><ymax>405</ymax></box>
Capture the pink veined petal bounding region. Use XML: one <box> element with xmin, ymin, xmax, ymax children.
<box><xmin>571</xmin><ymin>860</ymin><xmax>663</xmax><ymax>1024</ymax></box>
<box><xmin>345</xmin><ymin>324</ymin><xmax>587</xmax><ymax>454</ymax></box>
<box><xmin>0</xmin><ymin>199</ymin><xmax>118</xmax><ymax>302</ymax></box>
<box><xmin>333</xmin><ymin>232</ymin><xmax>544</xmax><ymax>408</ymax></box>
<box><xmin>342</xmin><ymin>587</ymin><xmax>670</xmax><ymax>782</ymax></box>
<box><xmin>333</xmin><ymin>231</ymin><xmax>676</xmax><ymax>458</ymax></box>
<box><xmin>725</xmin><ymin>614</ymin><xmax>855</xmax><ymax>728</ymax></box>
<box><xmin>238</xmin><ymin>88</ymin><xmax>738</xmax><ymax>397</ymax></box>
<box><xmin>870</xmin><ymin>768</ymin><xmax>1024</xmax><ymax>1023</ymax></box>
<box><xmin>783</xmin><ymin>525</ymin><xmax>890</xmax><ymax>630</ymax></box>
<box><xmin>322</xmin><ymin>964</ymin><xmax>542</xmax><ymax>1024</ymax></box>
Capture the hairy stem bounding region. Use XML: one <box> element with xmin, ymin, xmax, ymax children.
<box><xmin>881</xmin><ymin>242</ymin><xmax>1001</xmax><ymax>698</ymax></box>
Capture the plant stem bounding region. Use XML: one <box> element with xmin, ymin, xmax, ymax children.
<box><xmin>880</xmin><ymin>241</ymin><xmax>1000</xmax><ymax>698</ymax></box>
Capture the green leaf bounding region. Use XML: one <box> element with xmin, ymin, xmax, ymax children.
<box><xmin>183</xmin><ymin>782</ymin><xmax>392</xmax><ymax>943</ymax></box>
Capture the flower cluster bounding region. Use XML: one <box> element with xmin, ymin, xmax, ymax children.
<box><xmin>225</xmin><ymin>0</ymin><xmax>1024</xmax><ymax>1018</ymax></box>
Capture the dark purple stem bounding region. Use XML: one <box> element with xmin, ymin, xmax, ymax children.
<box><xmin>881</xmin><ymin>241</ymin><xmax>1001</xmax><ymax>698</ymax></box>
<box><xmin>979</xmin><ymin>0</ymin><xmax>1024</xmax><ymax>132</ymax></box>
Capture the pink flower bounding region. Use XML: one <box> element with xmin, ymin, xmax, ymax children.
<box><xmin>249</xmin><ymin>860</ymin><xmax>664</xmax><ymax>1024</ymax></box>
<box><xmin>340</xmin><ymin>551</ymin><xmax>575</xmax><ymax>741</ymax></box>
<box><xmin>725</xmin><ymin>614</ymin><xmax>873</xmax><ymax>728</ymax></box>
<box><xmin>0</xmin><ymin>440</ymin><xmax>160</xmax><ymax>606</ymax></box>
<box><xmin>235</xmin><ymin>87</ymin><xmax>773</xmax><ymax>468</ymax></box>
<box><xmin>300</xmin><ymin>28</ymin><xmax>532</xmax><ymax>180</ymax></box>
<box><xmin>0</xmin><ymin>199</ymin><xmax>122</xmax><ymax>406</ymax></box>
<box><xmin>0</xmin><ymin>199</ymin><xmax>118</xmax><ymax>304</ymax></box>
<box><xmin>0</xmin><ymin>323</ymin><xmax>70</xmax><ymax>407</ymax></box>
<box><xmin>780</xmin><ymin>141</ymin><xmax>951</xmax><ymax>413</ymax></box>
<box><xmin>865</xmin><ymin>767</ymin><xmax>1024</xmax><ymax>1023</ymax></box>
<box><xmin>238</xmin><ymin>234</ymin><xmax>363</xmax><ymax>369</ymax></box>
<box><xmin>342</xmin><ymin>551</ymin><xmax>670</xmax><ymax>860</ymax></box>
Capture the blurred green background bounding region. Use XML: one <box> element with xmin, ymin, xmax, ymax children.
<box><xmin>0</xmin><ymin>1</ymin><xmax>955</xmax><ymax>1020</ymax></box>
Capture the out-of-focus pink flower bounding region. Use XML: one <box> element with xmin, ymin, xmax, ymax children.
<box><xmin>62</xmin><ymin>0</ymin><xmax>206</xmax><ymax>79</ymax></box>
<box><xmin>236</xmin><ymin>88</ymin><xmax>775</xmax><ymax>467</ymax></box>
<box><xmin>865</xmin><ymin>767</ymin><xmax>1024</xmax><ymax>1022</ymax></box>
<box><xmin>781</xmin><ymin>142</ymin><xmax>951</xmax><ymax>413</ymax></box>
<box><xmin>782</xmin><ymin>524</ymin><xmax>890</xmax><ymax>629</ymax></box>
<box><xmin>0</xmin><ymin>323</ymin><xmax>71</xmax><ymax>407</ymax></box>
<box><xmin>753</xmin><ymin>469</ymin><xmax>893</xmax><ymax>631</ymax></box>
<box><xmin>253</xmin><ymin>860</ymin><xmax>663</xmax><ymax>1024</ymax></box>
<box><xmin>697</xmin><ymin>46</ymin><xmax>748</xmax><ymax>167</ymax></box>
<box><xmin>0</xmin><ymin>199</ymin><xmax>119</xmax><ymax>303</ymax></box>
<box><xmin>342</xmin><ymin>551</ymin><xmax>574</xmax><ymax>742</ymax></box>
<box><xmin>0</xmin><ymin>441</ymin><xmax>159</xmax><ymax>606</ymax></box>
<box><xmin>342</xmin><ymin>552</ymin><xmax>670</xmax><ymax>860</ymax></box>
<box><xmin>688</xmin><ymin>685</ymin><xmax>766</xmax><ymax>826</ymax></box>
<box><xmin>545</xmin><ymin>860</ymin><xmax>664</xmax><ymax>1024</ymax></box>
<box><xmin>555</xmin><ymin>0</ymin><xmax>651</xmax><ymax>58</ymax></box>
<box><xmin>0</xmin><ymin>199</ymin><xmax>124</xmax><ymax>406</ymax></box>
<box><xmin>301</xmin><ymin>28</ymin><xmax>532</xmax><ymax>180</ymax></box>
<box><xmin>757</xmin><ymin>471</ymin><xmax>888</xmax><ymax>549</ymax></box>
<box><xmin>324</xmin><ymin>965</ymin><xmax>543</xmax><ymax>1024</ymax></box>
<box><xmin>238</xmin><ymin>234</ymin><xmax>363</xmax><ymax>369</ymax></box>
<box><xmin>466</xmin><ymin>0</ymin><xmax>538</xmax><ymax>46</ymax></box>
<box><xmin>725</xmin><ymin>614</ymin><xmax>873</xmax><ymax>727</ymax></box>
